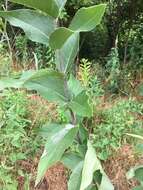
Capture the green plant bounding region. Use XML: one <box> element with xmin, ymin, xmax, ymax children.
<box><xmin>105</xmin><ymin>47</ymin><xmax>121</xmax><ymax>93</ymax></box>
<box><xmin>91</xmin><ymin>99</ymin><xmax>143</xmax><ymax>160</ymax></box>
<box><xmin>0</xmin><ymin>90</ymin><xmax>42</xmax><ymax>189</ymax></box>
<box><xmin>126</xmin><ymin>134</ymin><xmax>143</xmax><ymax>190</ymax></box>
<box><xmin>0</xmin><ymin>1</ymin><xmax>114</xmax><ymax>189</ymax></box>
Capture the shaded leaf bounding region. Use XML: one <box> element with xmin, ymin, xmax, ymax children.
<box><xmin>67</xmin><ymin>75</ymin><xmax>84</xmax><ymax>97</ymax></box>
<box><xmin>55</xmin><ymin>32</ymin><xmax>79</xmax><ymax>73</ymax></box>
<box><xmin>70</xmin><ymin>4</ymin><xmax>106</xmax><ymax>32</ymax></box>
<box><xmin>36</xmin><ymin>124</ymin><xmax>78</xmax><ymax>185</ymax></box>
<box><xmin>68</xmin><ymin>161</ymin><xmax>83</xmax><ymax>190</ymax></box>
<box><xmin>23</xmin><ymin>70</ymin><xmax>68</xmax><ymax>103</ymax></box>
<box><xmin>61</xmin><ymin>152</ymin><xmax>82</xmax><ymax>171</ymax></box>
<box><xmin>69</xmin><ymin>91</ymin><xmax>92</xmax><ymax>117</ymax></box>
<box><xmin>135</xmin><ymin>167</ymin><xmax>143</xmax><ymax>182</ymax></box>
<box><xmin>49</xmin><ymin>27</ymin><xmax>74</xmax><ymax>49</ymax></box>
<box><xmin>0</xmin><ymin>9</ymin><xmax>55</xmax><ymax>45</ymax></box>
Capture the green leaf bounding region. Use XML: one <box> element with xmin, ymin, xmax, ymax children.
<box><xmin>0</xmin><ymin>70</ymin><xmax>35</xmax><ymax>90</ymax></box>
<box><xmin>10</xmin><ymin>0</ymin><xmax>67</xmax><ymax>18</ymax></box>
<box><xmin>23</xmin><ymin>70</ymin><xmax>68</xmax><ymax>103</ymax></box>
<box><xmin>39</xmin><ymin>123</ymin><xmax>65</xmax><ymax>138</ymax></box>
<box><xmin>0</xmin><ymin>9</ymin><xmax>55</xmax><ymax>45</ymax></box>
<box><xmin>132</xmin><ymin>186</ymin><xmax>143</xmax><ymax>190</ymax></box>
<box><xmin>0</xmin><ymin>70</ymin><xmax>69</xmax><ymax>103</ymax></box>
<box><xmin>127</xmin><ymin>165</ymin><xmax>143</xmax><ymax>180</ymax></box>
<box><xmin>135</xmin><ymin>167</ymin><xmax>143</xmax><ymax>182</ymax></box>
<box><xmin>69</xmin><ymin>4</ymin><xmax>106</xmax><ymax>32</ymax></box>
<box><xmin>61</xmin><ymin>152</ymin><xmax>82</xmax><ymax>171</ymax></box>
<box><xmin>69</xmin><ymin>91</ymin><xmax>92</xmax><ymax>117</ymax></box>
<box><xmin>55</xmin><ymin>32</ymin><xmax>79</xmax><ymax>73</ymax></box>
<box><xmin>36</xmin><ymin>124</ymin><xmax>78</xmax><ymax>185</ymax></box>
<box><xmin>49</xmin><ymin>27</ymin><xmax>74</xmax><ymax>49</ymax></box>
<box><xmin>67</xmin><ymin>75</ymin><xmax>84</xmax><ymax>97</ymax></box>
<box><xmin>68</xmin><ymin>161</ymin><xmax>83</xmax><ymax>190</ymax></box>
<box><xmin>80</xmin><ymin>141</ymin><xmax>114</xmax><ymax>190</ymax></box>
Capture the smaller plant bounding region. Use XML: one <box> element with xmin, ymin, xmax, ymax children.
<box><xmin>105</xmin><ymin>47</ymin><xmax>121</xmax><ymax>93</ymax></box>
<box><xmin>91</xmin><ymin>99</ymin><xmax>143</xmax><ymax>160</ymax></box>
<box><xmin>0</xmin><ymin>90</ymin><xmax>42</xmax><ymax>189</ymax></box>
<box><xmin>0</xmin><ymin>44</ymin><xmax>11</xmax><ymax>76</ymax></box>
<box><xmin>78</xmin><ymin>58</ymin><xmax>91</xmax><ymax>87</ymax></box>
<box><xmin>126</xmin><ymin>134</ymin><xmax>143</xmax><ymax>190</ymax></box>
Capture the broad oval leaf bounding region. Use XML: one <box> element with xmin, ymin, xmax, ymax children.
<box><xmin>23</xmin><ymin>69</ymin><xmax>68</xmax><ymax>103</ymax></box>
<box><xmin>10</xmin><ymin>0</ymin><xmax>67</xmax><ymax>18</ymax></box>
<box><xmin>36</xmin><ymin>124</ymin><xmax>78</xmax><ymax>185</ymax></box>
<box><xmin>67</xmin><ymin>74</ymin><xmax>84</xmax><ymax>97</ymax></box>
<box><xmin>69</xmin><ymin>4</ymin><xmax>106</xmax><ymax>32</ymax></box>
<box><xmin>0</xmin><ymin>9</ymin><xmax>55</xmax><ymax>45</ymax></box>
<box><xmin>49</xmin><ymin>27</ymin><xmax>74</xmax><ymax>50</ymax></box>
<box><xmin>55</xmin><ymin>32</ymin><xmax>79</xmax><ymax>73</ymax></box>
<box><xmin>69</xmin><ymin>91</ymin><xmax>92</xmax><ymax>117</ymax></box>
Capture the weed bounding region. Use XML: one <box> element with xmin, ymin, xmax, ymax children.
<box><xmin>91</xmin><ymin>99</ymin><xmax>143</xmax><ymax>160</ymax></box>
<box><xmin>0</xmin><ymin>90</ymin><xmax>42</xmax><ymax>189</ymax></box>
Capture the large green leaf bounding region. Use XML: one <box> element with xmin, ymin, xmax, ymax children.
<box><xmin>39</xmin><ymin>123</ymin><xmax>65</xmax><ymax>138</ymax></box>
<box><xmin>0</xmin><ymin>9</ymin><xmax>55</xmax><ymax>45</ymax></box>
<box><xmin>0</xmin><ymin>70</ymin><xmax>35</xmax><ymax>90</ymax></box>
<box><xmin>69</xmin><ymin>91</ymin><xmax>92</xmax><ymax>117</ymax></box>
<box><xmin>10</xmin><ymin>0</ymin><xmax>67</xmax><ymax>18</ymax></box>
<box><xmin>0</xmin><ymin>70</ymin><xmax>68</xmax><ymax>103</ymax></box>
<box><xmin>68</xmin><ymin>161</ymin><xmax>83</xmax><ymax>190</ymax></box>
<box><xmin>49</xmin><ymin>27</ymin><xmax>74</xmax><ymax>50</ymax></box>
<box><xmin>69</xmin><ymin>4</ymin><xmax>106</xmax><ymax>32</ymax></box>
<box><xmin>36</xmin><ymin>124</ymin><xmax>78</xmax><ymax>185</ymax></box>
<box><xmin>80</xmin><ymin>141</ymin><xmax>114</xmax><ymax>190</ymax></box>
<box><xmin>23</xmin><ymin>70</ymin><xmax>68</xmax><ymax>103</ymax></box>
<box><xmin>55</xmin><ymin>32</ymin><xmax>79</xmax><ymax>73</ymax></box>
<box><xmin>67</xmin><ymin>75</ymin><xmax>84</xmax><ymax>97</ymax></box>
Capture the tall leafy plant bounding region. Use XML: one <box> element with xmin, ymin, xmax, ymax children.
<box><xmin>0</xmin><ymin>1</ymin><xmax>114</xmax><ymax>189</ymax></box>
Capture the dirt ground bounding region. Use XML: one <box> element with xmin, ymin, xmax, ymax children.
<box><xmin>104</xmin><ymin>144</ymin><xmax>143</xmax><ymax>190</ymax></box>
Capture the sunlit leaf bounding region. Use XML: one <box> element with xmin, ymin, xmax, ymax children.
<box><xmin>70</xmin><ymin>4</ymin><xmax>106</xmax><ymax>32</ymax></box>
<box><xmin>36</xmin><ymin>124</ymin><xmax>78</xmax><ymax>185</ymax></box>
